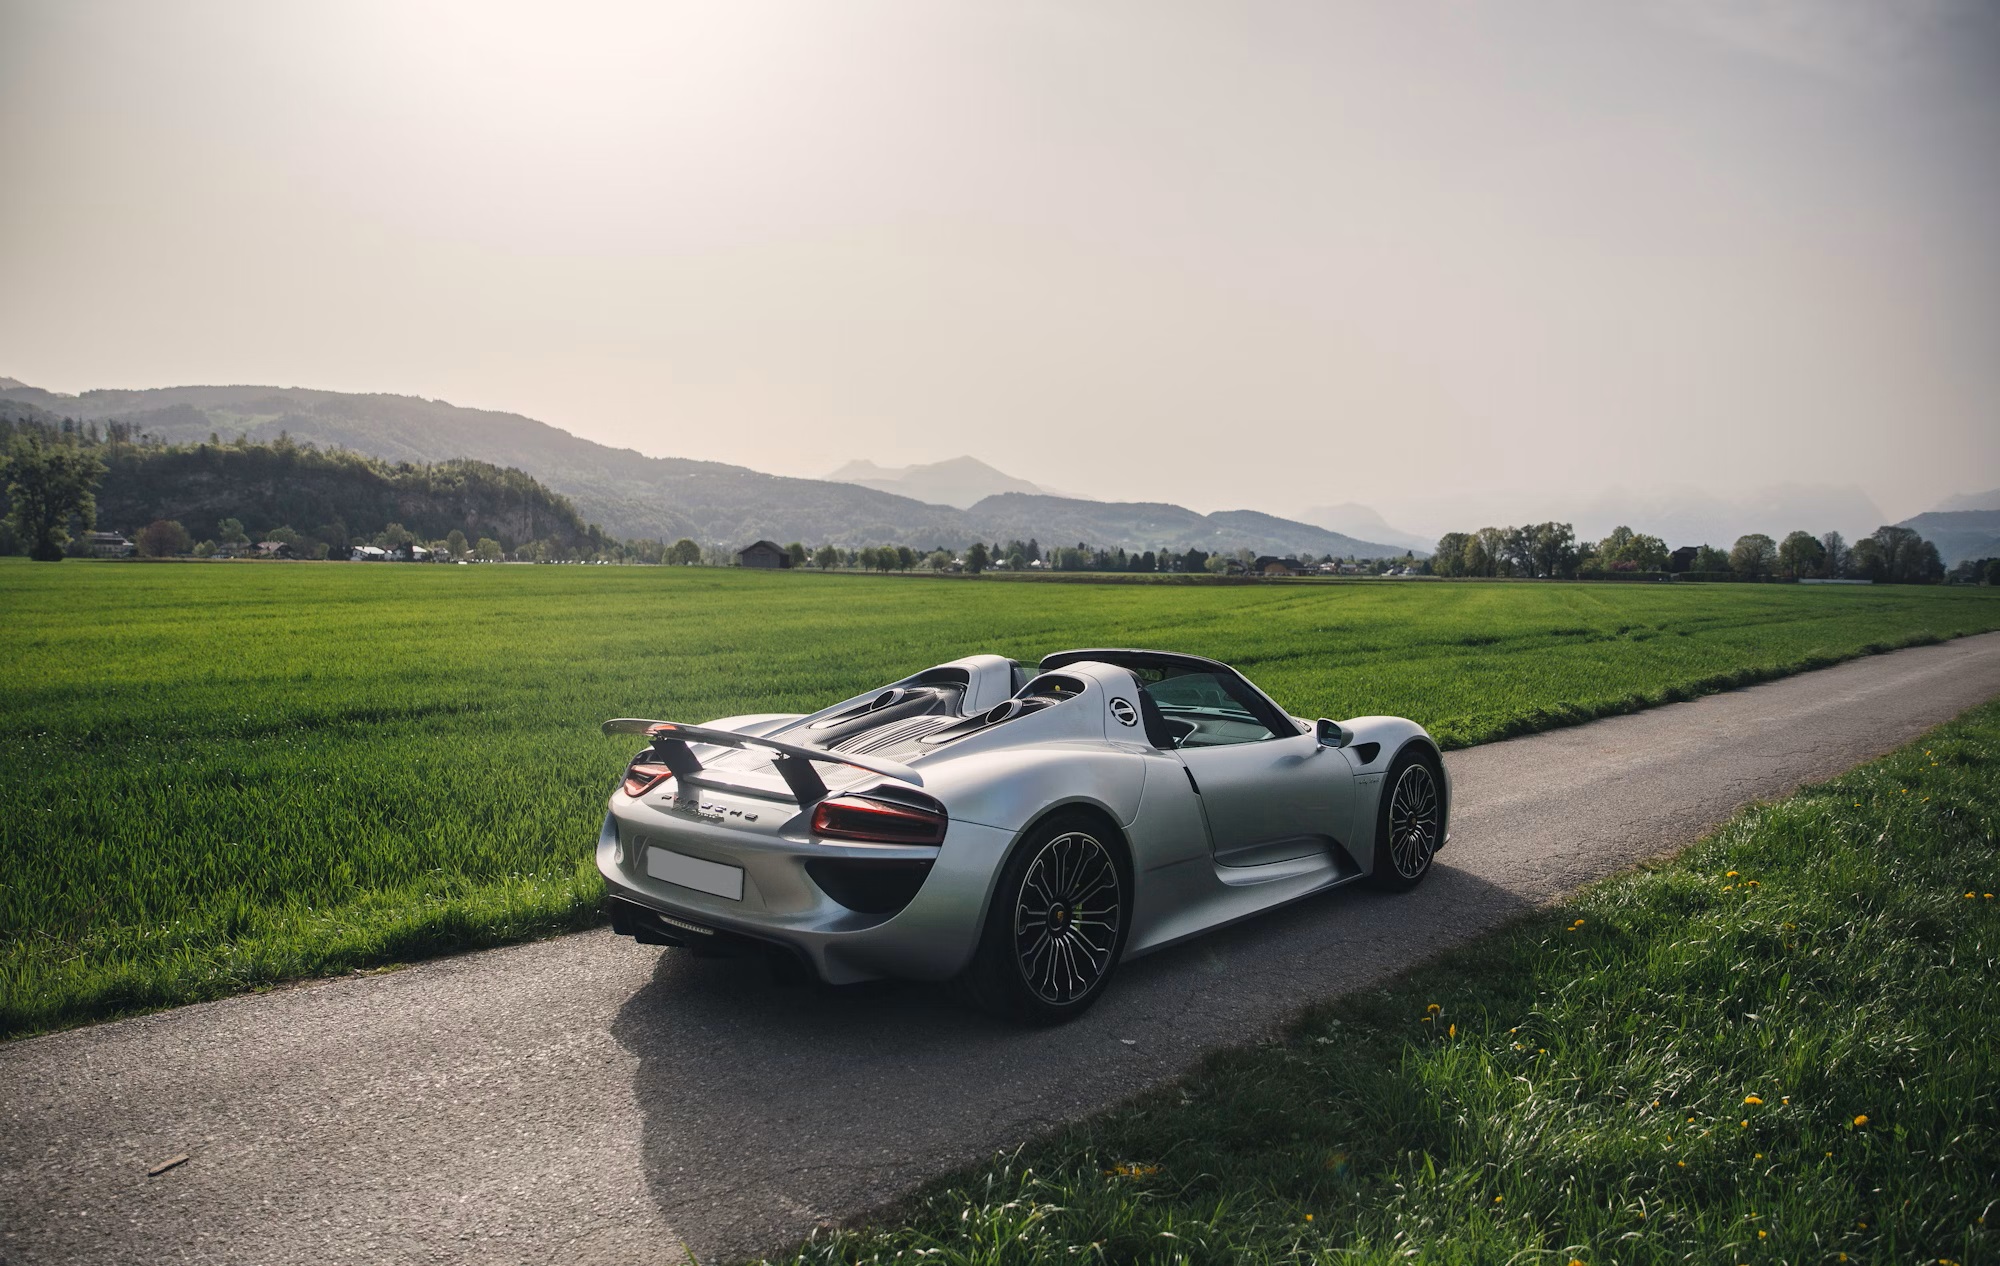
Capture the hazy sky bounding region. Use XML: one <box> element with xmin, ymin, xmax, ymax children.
<box><xmin>3</xmin><ymin>0</ymin><xmax>1996</xmax><ymax>527</ymax></box>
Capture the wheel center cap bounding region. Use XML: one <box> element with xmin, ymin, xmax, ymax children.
<box><xmin>1047</xmin><ymin>903</ymin><xmax>1070</xmax><ymax>931</ymax></box>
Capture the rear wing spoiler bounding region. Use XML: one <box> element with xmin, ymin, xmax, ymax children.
<box><xmin>601</xmin><ymin>718</ymin><xmax>923</xmax><ymax>804</ymax></box>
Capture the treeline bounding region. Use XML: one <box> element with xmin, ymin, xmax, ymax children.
<box><xmin>1429</xmin><ymin>522</ymin><xmax>1950</xmax><ymax>584</ymax></box>
<box><xmin>752</xmin><ymin>538</ymin><xmax>1415</xmax><ymax>575</ymax></box>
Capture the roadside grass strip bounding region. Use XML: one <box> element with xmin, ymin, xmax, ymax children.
<box><xmin>771</xmin><ymin>702</ymin><xmax>2000</xmax><ymax>1266</ymax></box>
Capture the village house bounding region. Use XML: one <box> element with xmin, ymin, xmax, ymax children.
<box><xmin>736</xmin><ymin>540</ymin><xmax>792</xmax><ymax>569</ymax></box>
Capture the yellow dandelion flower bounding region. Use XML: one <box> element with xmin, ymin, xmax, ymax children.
<box><xmin>1539</xmin><ymin>1048</ymin><xmax>1547</xmax><ymax>1054</ymax></box>
<box><xmin>1781</xmin><ymin>1097</ymin><xmax>1790</xmax><ymax>1104</ymax></box>
<box><xmin>1305</xmin><ymin>1214</ymin><xmax>1313</xmax><ymax>1222</ymax></box>
<box><xmin>1740</xmin><ymin>1119</ymin><xmax>1749</xmax><ymax>1128</ymax></box>
<box><xmin>1726</xmin><ymin>870</ymin><xmax>1739</xmax><ymax>878</ymax></box>
<box><xmin>1494</xmin><ymin>1195</ymin><xmax>1503</xmax><ymax>1203</ymax></box>
<box><xmin>1754</xmin><ymin>1153</ymin><xmax>1763</xmax><ymax>1159</ymax></box>
<box><xmin>1722</xmin><ymin>885</ymin><xmax>1734</xmax><ymax>892</ymax></box>
<box><xmin>1968</xmin><ymin>893</ymin><xmax>1979</xmax><ymax>900</ymax></box>
<box><xmin>1427</xmin><ymin>1003</ymin><xmax>1441</xmax><ymax>1013</ymax></box>
<box><xmin>1448</xmin><ymin>1024</ymin><xmax>1456</xmax><ymax>1038</ymax></box>
<box><xmin>1569</xmin><ymin>1259</ymin><xmax>1585</xmax><ymax>1266</ymax></box>
<box><xmin>1743</xmin><ymin>1095</ymin><xmax>1763</xmax><ymax>1105</ymax></box>
<box><xmin>1677</xmin><ymin>1160</ymin><xmax>1686</xmax><ymax>1168</ymax></box>
<box><xmin>1853</xmin><ymin>1114</ymin><xmax>1869</xmax><ymax>1127</ymax></box>
<box><xmin>1758</xmin><ymin>1230</ymin><xmax>1767</xmax><ymax>1239</ymax></box>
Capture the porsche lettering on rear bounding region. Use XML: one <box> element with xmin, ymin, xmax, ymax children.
<box><xmin>596</xmin><ymin>648</ymin><xmax>1449</xmax><ymax>1023</ymax></box>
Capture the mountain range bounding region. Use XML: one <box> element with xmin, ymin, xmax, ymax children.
<box><xmin>825</xmin><ymin>456</ymin><xmax>1049</xmax><ymax>508</ymax></box>
<box><xmin>0</xmin><ymin>381</ymin><xmax>1410</xmax><ymax>558</ymax></box>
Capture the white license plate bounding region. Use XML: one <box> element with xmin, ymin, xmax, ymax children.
<box><xmin>646</xmin><ymin>847</ymin><xmax>745</xmax><ymax>901</ymax></box>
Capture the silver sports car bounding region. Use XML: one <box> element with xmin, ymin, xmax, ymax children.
<box><xmin>598</xmin><ymin>649</ymin><xmax>1448</xmax><ymax>1022</ymax></box>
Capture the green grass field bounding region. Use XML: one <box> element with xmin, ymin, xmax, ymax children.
<box><xmin>772</xmin><ymin>699</ymin><xmax>2000</xmax><ymax>1266</ymax></box>
<box><xmin>3</xmin><ymin>560</ymin><xmax>1997</xmax><ymax>1036</ymax></box>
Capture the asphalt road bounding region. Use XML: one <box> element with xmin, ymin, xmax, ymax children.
<box><xmin>7</xmin><ymin>631</ymin><xmax>2000</xmax><ymax>1266</ymax></box>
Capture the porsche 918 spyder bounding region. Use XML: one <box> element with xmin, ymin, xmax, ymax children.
<box><xmin>598</xmin><ymin>649</ymin><xmax>1447</xmax><ymax>1022</ymax></box>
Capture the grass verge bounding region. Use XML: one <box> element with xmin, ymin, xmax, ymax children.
<box><xmin>770</xmin><ymin>701</ymin><xmax>2000</xmax><ymax>1265</ymax></box>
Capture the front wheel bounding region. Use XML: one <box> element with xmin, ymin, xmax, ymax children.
<box><xmin>962</xmin><ymin>813</ymin><xmax>1130</xmax><ymax>1024</ymax></box>
<box><xmin>1368</xmin><ymin>750</ymin><xmax>1443</xmax><ymax>891</ymax></box>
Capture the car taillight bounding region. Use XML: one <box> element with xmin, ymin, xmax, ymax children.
<box><xmin>810</xmin><ymin>795</ymin><xmax>947</xmax><ymax>845</ymax></box>
<box><xmin>622</xmin><ymin>763</ymin><xmax>674</xmax><ymax>797</ymax></box>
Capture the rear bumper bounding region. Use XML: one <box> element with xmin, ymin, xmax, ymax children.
<box><xmin>596</xmin><ymin>807</ymin><xmax>1016</xmax><ymax>985</ymax></box>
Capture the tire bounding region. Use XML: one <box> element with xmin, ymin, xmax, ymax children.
<box><xmin>962</xmin><ymin>811</ymin><xmax>1131</xmax><ymax>1024</ymax></box>
<box><xmin>1368</xmin><ymin>749</ymin><xmax>1443</xmax><ymax>892</ymax></box>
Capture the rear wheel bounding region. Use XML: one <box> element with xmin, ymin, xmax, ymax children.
<box><xmin>963</xmin><ymin>812</ymin><xmax>1129</xmax><ymax>1024</ymax></box>
<box><xmin>1368</xmin><ymin>750</ymin><xmax>1442</xmax><ymax>891</ymax></box>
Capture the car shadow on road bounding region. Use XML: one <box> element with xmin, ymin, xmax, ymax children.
<box><xmin>609</xmin><ymin>861</ymin><xmax>1539</xmax><ymax>1263</ymax></box>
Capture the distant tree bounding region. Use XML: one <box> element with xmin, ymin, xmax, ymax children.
<box><xmin>1140</xmin><ymin>550</ymin><xmax>1157</xmax><ymax>573</ymax></box>
<box><xmin>3</xmin><ymin>437</ymin><xmax>105</xmax><ymax>561</ymax></box>
<box><xmin>895</xmin><ymin>545</ymin><xmax>916</xmax><ymax>571</ymax></box>
<box><xmin>217</xmin><ymin>518</ymin><xmax>251</xmax><ymax>550</ymax></box>
<box><xmin>1204</xmin><ymin>553</ymin><xmax>1231</xmax><ymax>574</ymax></box>
<box><xmin>1528</xmin><ymin>521</ymin><xmax>1582</xmax><ymax>578</ymax></box>
<box><xmin>1854</xmin><ymin>525</ymin><xmax>1942</xmax><ymax>583</ymax></box>
<box><xmin>667</xmin><ymin>538</ymin><xmax>701</xmax><ymax>566</ymax></box>
<box><xmin>925</xmin><ymin>549</ymin><xmax>953</xmax><ymax>572</ymax></box>
<box><xmin>786</xmin><ymin>541</ymin><xmax>808</xmax><ymax>568</ymax></box>
<box><xmin>268</xmin><ymin>525</ymin><xmax>303</xmax><ymax>547</ymax></box>
<box><xmin>1691</xmin><ymin>544</ymin><xmax>1729</xmax><ymax>572</ymax></box>
<box><xmin>811</xmin><ymin>544</ymin><xmax>838</xmax><ymax>570</ymax></box>
<box><xmin>136</xmin><ymin>519</ymin><xmax>192</xmax><ymax>558</ymax></box>
<box><xmin>475</xmin><ymin>536</ymin><xmax>503</xmax><ymax>561</ymax></box>
<box><xmin>965</xmin><ymin>541</ymin><xmax>990</xmax><ymax>574</ymax></box>
<box><xmin>375</xmin><ymin>522</ymin><xmax>415</xmax><ymax>550</ymax></box>
<box><xmin>192</xmin><ymin>540</ymin><xmax>217</xmax><ymax>558</ymax></box>
<box><xmin>1178</xmin><ymin>548</ymin><xmax>1208</xmax><ymax>573</ymax></box>
<box><xmin>1597</xmin><ymin>526</ymin><xmax>1636</xmax><ymax>563</ymax></box>
<box><xmin>1848</xmin><ymin>535</ymin><xmax>1884</xmax><ymax>581</ymax></box>
<box><xmin>1776</xmin><ymin>530</ymin><xmax>1825</xmax><ymax>580</ymax></box>
<box><xmin>1848</xmin><ymin>524</ymin><xmax>1944</xmax><ymax>584</ymax></box>
<box><xmin>1819</xmin><ymin>531</ymin><xmax>1848</xmax><ymax>578</ymax></box>
<box><xmin>1593</xmin><ymin>525</ymin><xmax>1667</xmax><ymax>573</ymax></box>
<box><xmin>444</xmin><ymin>529</ymin><xmax>469</xmax><ymax>559</ymax></box>
<box><xmin>1729</xmin><ymin>533</ymin><xmax>1778</xmax><ymax>580</ymax></box>
<box><xmin>1479</xmin><ymin>526</ymin><xmax>1513</xmax><ymax>576</ymax></box>
<box><xmin>1430</xmin><ymin>532</ymin><xmax>1472</xmax><ymax>578</ymax></box>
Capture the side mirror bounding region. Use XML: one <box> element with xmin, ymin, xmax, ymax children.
<box><xmin>1315</xmin><ymin>718</ymin><xmax>1351</xmax><ymax>749</ymax></box>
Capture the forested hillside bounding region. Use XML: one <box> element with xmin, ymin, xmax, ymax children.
<box><xmin>1</xmin><ymin>409</ymin><xmax>612</xmax><ymax>559</ymax></box>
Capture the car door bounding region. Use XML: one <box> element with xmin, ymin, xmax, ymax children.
<box><xmin>1143</xmin><ymin>671</ymin><xmax>1356</xmax><ymax>867</ymax></box>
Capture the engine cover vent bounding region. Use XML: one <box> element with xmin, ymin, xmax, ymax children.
<box><xmin>828</xmin><ymin>714</ymin><xmax>960</xmax><ymax>755</ymax></box>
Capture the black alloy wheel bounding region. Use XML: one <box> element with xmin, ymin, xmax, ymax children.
<box><xmin>963</xmin><ymin>812</ymin><xmax>1130</xmax><ymax>1023</ymax></box>
<box><xmin>1369</xmin><ymin>751</ymin><xmax>1442</xmax><ymax>891</ymax></box>
<box><xmin>1012</xmin><ymin>830</ymin><xmax>1122</xmax><ymax>1006</ymax></box>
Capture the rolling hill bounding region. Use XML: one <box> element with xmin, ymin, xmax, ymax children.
<box><xmin>0</xmin><ymin>381</ymin><xmax>1411</xmax><ymax>556</ymax></box>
